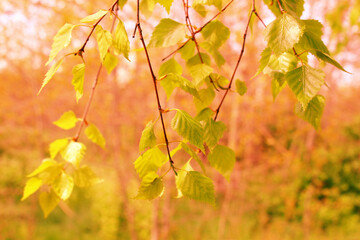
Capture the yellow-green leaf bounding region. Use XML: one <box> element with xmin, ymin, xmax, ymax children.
<box><xmin>85</xmin><ymin>124</ymin><xmax>106</xmax><ymax>149</ymax></box>
<box><xmin>175</xmin><ymin>160</ymin><xmax>193</xmax><ymax>198</ymax></box>
<box><xmin>49</xmin><ymin>138</ymin><xmax>69</xmax><ymax>159</ymax></box>
<box><xmin>21</xmin><ymin>177</ymin><xmax>43</xmax><ymax>201</ymax></box>
<box><xmin>38</xmin><ymin>58</ymin><xmax>64</xmax><ymax>94</ymax></box>
<box><xmin>235</xmin><ymin>80</ymin><xmax>247</xmax><ymax>96</ymax></box>
<box><xmin>103</xmin><ymin>52</ymin><xmax>119</xmax><ymax>74</ymax></box>
<box><xmin>135</xmin><ymin>172</ymin><xmax>164</xmax><ymax>200</ymax></box>
<box><xmin>148</xmin><ymin>18</ymin><xmax>186</xmax><ymax>48</ymax></box>
<box><xmin>179</xmin><ymin>171</ymin><xmax>215</xmax><ymax>204</ymax></box>
<box><xmin>39</xmin><ymin>190</ymin><xmax>60</xmax><ymax>218</ymax></box>
<box><xmin>80</xmin><ymin>10</ymin><xmax>108</xmax><ymax>23</ymax></box>
<box><xmin>134</xmin><ymin>147</ymin><xmax>167</xmax><ymax>178</ymax></box>
<box><xmin>74</xmin><ymin>165</ymin><xmax>103</xmax><ymax>187</ymax></box>
<box><xmin>208</xmin><ymin>144</ymin><xmax>235</xmax><ymax>181</ymax></box>
<box><xmin>180</xmin><ymin>142</ymin><xmax>206</xmax><ymax>174</ymax></box>
<box><xmin>95</xmin><ymin>25</ymin><xmax>113</xmax><ymax>62</ymax></box>
<box><xmin>72</xmin><ymin>63</ymin><xmax>85</xmax><ymax>102</ymax></box>
<box><xmin>27</xmin><ymin>159</ymin><xmax>58</xmax><ymax>178</ymax></box>
<box><xmin>204</xmin><ymin>119</ymin><xmax>226</xmax><ymax>150</ymax></box>
<box><xmin>188</xmin><ymin>64</ymin><xmax>213</xmax><ymax>86</ymax></box>
<box><xmin>113</xmin><ymin>19</ymin><xmax>130</xmax><ymax>60</ymax></box>
<box><xmin>53</xmin><ymin>110</ymin><xmax>78</xmax><ymax>130</ymax></box>
<box><xmin>139</xmin><ymin>121</ymin><xmax>157</xmax><ymax>152</ymax></box>
<box><xmin>52</xmin><ymin>171</ymin><xmax>74</xmax><ymax>200</ymax></box>
<box><xmin>295</xmin><ymin>95</ymin><xmax>325</xmax><ymax>130</ymax></box>
<box><xmin>61</xmin><ymin>141</ymin><xmax>86</xmax><ymax>167</ymax></box>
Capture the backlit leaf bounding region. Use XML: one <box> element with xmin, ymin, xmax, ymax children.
<box><xmin>39</xmin><ymin>190</ymin><xmax>60</xmax><ymax>218</ymax></box>
<box><xmin>295</xmin><ymin>95</ymin><xmax>325</xmax><ymax>129</ymax></box>
<box><xmin>74</xmin><ymin>165</ymin><xmax>103</xmax><ymax>187</ymax></box>
<box><xmin>53</xmin><ymin>110</ymin><xmax>78</xmax><ymax>130</ymax></box>
<box><xmin>134</xmin><ymin>147</ymin><xmax>167</xmax><ymax>178</ymax></box>
<box><xmin>159</xmin><ymin>58</ymin><xmax>183</xmax><ymax>76</ymax></box>
<box><xmin>188</xmin><ymin>64</ymin><xmax>213</xmax><ymax>86</ymax></box>
<box><xmin>208</xmin><ymin>144</ymin><xmax>235</xmax><ymax>181</ymax></box>
<box><xmin>195</xmin><ymin>107</ymin><xmax>214</xmax><ymax>121</ymax></box>
<box><xmin>113</xmin><ymin>19</ymin><xmax>130</xmax><ymax>60</ymax></box>
<box><xmin>235</xmin><ymin>80</ymin><xmax>247</xmax><ymax>96</ymax></box>
<box><xmin>103</xmin><ymin>52</ymin><xmax>119</xmax><ymax>74</ymax></box>
<box><xmin>204</xmin><ymin>119</ymin><xmax>226</xmax><ymax>149</ymax></box>
<box><xmin>201</xmin><ymin>20</ymin><xmax>230</xmax><ymax>49</ymax></box>
<box><xmin>38</xmin><ymin>58</ymin><xmax>64</xmax><ymax>94</ymax></box>
<box><xmin>155</xmin><ymin>0</ymin><xmax>174</xmax><ymax>13</ymax></box>
<box><xmin>194</xmin><ymin>87</ymin><xmax>215</xmax><ymax>112</ymax></box>
<box><xmin>52</xmin><ymin>171</ymin><xmax>74</xmax><ymax>200</ymax></box>
<box><xmin>80</xmin><ymin>10</ymin><xmax>108</xmax><ymax>23</ymax></box>
<box><xmin>171</xmin><ymin>109</ymin><xmax>205</xmax><ymax>152</ymax></box>
<box><xmin>180</xmin><ymin>142</ymin><xmax>206</xmax><ymax>174</ymax></box>
<box><xmin>179</xmin><ymin>171</ymin><xmax>215</xmax><ymax>204</ymax></box>
<box><xmin>148</xmin><ymin>18</ymin><xmax>186</xmax><ymax>48</ymax></box>
<box><xmin>135</xmin><ymin>172</ymin><xmax>164</xmax><ymax>200</ymax></box>
<box><xmin>193</xmin><ymin>0</ymin><xmax>222</xmax><ymax>10</ymax></box>
<box><xmin>178</xmin><ymin>40</ymin><xmax>195</xmax><ymax>60</ymax></box>
<box><xmin>61</xmin><ymin>141</ymin><xmax>86</xmax><ymax>167</ymax></box>
<box><xmin>161</xmin><ymin>73</ymin><xmax>200</xmax><ymax>99</ymax></box>
<box><xmin>85</xmin><ymin>124</ymin><xmax>106</xmax><ymax>149</ymax></box>
<box><xmin>46</xmin><ymin>23</ymin><xmax>75</xmax><ymax>65</ymax></box>
<box><xmin>95</xmin><ymin>25</ymin><xmax>113</xmax><ymax>62</ymax></box>
<box><xmin>21</xmin><ymin>177</ymin><xmax>43</xmax><ymax>201</ymax></box>
<box><xmin>72</xmin><ymin>63</ymin><xmax>85</xmax><ymax>102</ymax></box>
<box><xmin>49</xmin><ymin>138</ymin><xmax>69</xmax><ymax>159</ymax></box>
<box><xmin>314</xmin><ymin>51</ymin><xmax>348</xmax><ymax>72</ymax></box>
<box><xmin>139</xmin><ymin>121</ymin><xmax>157</xmax><ymax>152</ymax></box>
<box><xmin>175</xmin><ymin>160</ymin><xmax>193</xmax><ymax>198</ymax></box>
<box><xmin>271</xmin><ymin>72</ymin><xmax>286</xmax><ymax>100</ymax></box>
<box><xmin>263</xmin><ymin>0</ymin><xmax>304</xmax><ymax>17</ymax></box>
<box><xmin>253</xmin><ymin>47</ymin><xmax>272</xmax><ymax>78</ymax></box>
<box><xmin>118</xmin><ymin>0</ymin><xmax>128</xmax><ymax>9</ymax></box>
<box><xmin>27</xmin><ymin>159</ymin><xmax>59</xmax><ymax>178</ymax></box>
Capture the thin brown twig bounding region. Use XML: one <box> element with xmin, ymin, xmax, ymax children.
<box><xmin>276</xmin><ymin>0</ymin><xmax>285</xmax><ymax>13</ymax></box>
<box><xmin>133</xmin><ymin>0</ymin><xmax>177</xmax><ymax>175</ymax></box>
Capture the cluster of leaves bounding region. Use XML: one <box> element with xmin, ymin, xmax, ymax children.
<box><xmin>23</xmin><ymin>0</ymin><xmax>345</xmax><ymax>217</ymax></box>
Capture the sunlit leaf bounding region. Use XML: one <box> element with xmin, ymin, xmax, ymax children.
<box><xmin>95</xmin><ymin>25</ymin><xmax>113</xmax><ymax>62</ymax></box>
<box><xmin>74</xmin><ymin>165</ymin><xmax>103</xmax><ymax>187</ymax></box>
<box><xmin>235</xmin><ymin>80</ymin><xmax>247</xmax><ymax>96</ymax></box>
<box><xmin>103</xmin><ymin>52</ymin><xmax>119</xmax><ymax>74</ymax></box>
<box><xmin>313</xmin><ymin>51</ymin><xmax>348</xmax><ymax>72</ymax></box>
<box><xmin>286</xmin><ymin>64</ymin><xmax>325</xmax><ymax>109</ymax></box>
<box><xmin>200</xmin><ymin>42</ymin><xmax>226</xmax><ymax>67</ymax></box>
<box><xmin>46</xmin><ymin>23</ymin><xmax>75</xmax><ymax>65</ymax></box>
<box><xmin>298</xmin><ymin>20</ymin><xmax>329</xmax><ymax>54</ymax></box>
<box><xmin>193</xmin><ymin>4</ymin><xmax>207</xmax><ymax>17</ymax></box>
<box><xmin>295</xmin><ymin>95</ymin><xmax>325</xmax><ymax>129</ymax></box>
<box><xmin>27</xmin><ymin>159</ymin><xmax>58</xmax><ymax>178</ymax></box>
<box><xmin>194</xmin><ymin>88</ymin><xmax>215</xmax><ymax>112</ymax></box>
<box><xmin>52</xmin><ymin>171</ymin><xmax>74</xmax><ymax>200</ymax></box>
<box><xmin>201</xmin><ymin>20</ymin><xmax>230</xmax><ymax>49</ymax></box>
<box><xmin>148</xmin><ymin>18</ymin><xmax>186</xmax><ymax>48</ymax></box>
<box><xmin>253</xmin><ymin>47</ymin><xmax>272</xmax><ymax>78</ymax></box>
<box><xmin>85</xmin><ymin>124</ymin><xmax>106</xmax><ymax>149</ymax></box>
<box><xmin>134</xmin><ymin>147</ymin><xmax>167</xmax><ymax>178</ymax></box>
<box><xmin>186</xmin><ymin>52</ymin><xmax>211</xmax><ymax>66</ymax></box>
<box><xmin>193</xmin><ymin>0</ymin><xmax>222</xmax><ymax>10</ymax></box>
<box><xmin>208</xmin><ymin>144</ymin><xmax>235</xmax><ymax>181</ymax></box>
<box><xmin>271</xmin><ymin>72</ymin><xmax>286</xmax><ymax>100</ymax></box>
<box><xmin>195</xmin><ymin>107</ymin><xmax>214</xmax><ymax>121</ymax></box>
<box><xmin>61</xmin><ymin>141</ymin><xmax>86</xmax><ymax>167</ymax></box>
<box><xmin>178</xmin><ymin>40</ymin><xmax>195</xmax><ymax>60</ymax></box>
<box><xmin>263</xmin><ymin>0</ymin><xmax>304</xmax><ymax>17</ymax></box>
<box><xmin>49</xmin><ymin>138</ymin><xmax>69</xmax><ymax>159</ymax></box>
<box><xmin>21</xmin><ymin>177</ymin><xmax>43</xmax><ymax>201</ymax></box>
<box><xmin>80</xmin><ymin>10</ymin><xmax>108</xmax><ymax>23</ymax></box>
<box><xmin>155</xmin><ymin>0</ymin><xmax>174</xmax><ymax>13</ymax></box>
<box><xmin>161</xmin><ymin>73</ymin><xmax>200</xmax><ymax>99</ymax></box>
<box><xmin>204</xmin><ymin>119</ymin><xmax>226</xmax><ymax>150</ymax></box>
<box><xmin>175</xmin><ymin>160</ymin><xmax>193</xmax><ymax>198</ymax></box>
<box><xmin>53</xmin><ymin>110</ymin><xmax>78</xmax><ymax>130</ymax></box>
<box><xmin>180</xmin><ymin>142</ymin><xmax>206</xmax><ymax>174</ymax></box>
<box><xmin>38</xmin><ymin>58</ymin><xmax>64</xmax><ymax>94</ymax></box>
<box><xmin>159</xmin><ymin>58</ymin><xmax>183</xmax><ymax>76</ymax></box>
<box><xmin>72</xmin><ymin>63</ymin><xmax>85</xmax><ymax>102</ymax></box>
<box><xmin>39</xmin><ymin>190</ymin><xmax>60</xmax><ymax>218</ymax></box>
<box><xmin>171</xmin><ymin>109</ymin><xmax>204</xmax><ymax>152</ymax></box>
<box><xmin>140</xmin><ymin>0</ymin><xmax>156</xmax><ymax>17</ymax></box>
<box><xmin>135</xmin><ymin>172</ymin><xmax>164</xmax><ymax>200</ymax></box>
<box><xmin>188</xmin><ymin>64</ymin><xmax>213</xmax><ymax>86</ymax></box>
<box><xmin>113</xmin><ymin>19</ymin><xmax>130</xmax><ymax>60</ymax></box>
<box><xmin>139</xmin><ymin>121</ymin><xmax>157</xmax><ymax>152</ymax></box>
<box><xmin>118</xmin><ymin>0</ymin><xmax>128</xmax><ymax>9</ymax></box>
<box><xmin>179</xmin><ymin>171</ymin><xmax>215</xmax><ymax>204</ymax></box>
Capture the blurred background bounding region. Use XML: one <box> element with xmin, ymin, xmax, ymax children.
<box><xmin>0</xmin><ymin>0</ymin><xmax>359</xmax><ymax>239</ymax></box>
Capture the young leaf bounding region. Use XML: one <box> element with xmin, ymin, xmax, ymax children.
<box><xmin>265</xmin><ymin>13</ymin><xmax>303</xmax><ymax>55</ymax></box>
<box><xmin>193</xmin><ymin>0</ymin><xmax>222</xmax><ymax>10</ymax></box>
<box><xmin>193</xmin><ymin>4</ymin><xmax>207</xmax><ymax>17</ymax></box>
<box><xmin>113</xmin><ymin>19</ymin><xmax>130</xmax><ymax>60</ymax></box>
<box><xmin>80</xmin><ymin>10</ymin><xmax>108</xmax><ymax>23</ymax></box>
<box><xmin>199</xmin><ymin>42</ymin><xmax>226</xmax><ymax>67</ymax></box>
<box><xmin>186</xmin><ymin>52</ymin><xmax>211</xmax><ymax>66</ymax></box>
<box><xmin>49</xmin><ymin>138</ymin><xmax>69</xmax><ymax>159</ymax></box>
<box><xmin>135</xmin><ymin>172</ymin><xmax>164</xmax><ymax>200</ymax></box>
<box><xmin>188</xmin><ymin>64</ymin><xmax>213</xmax><ymax>86</ymax></box>
<box><xmin>155</xmin><ymin>0</ymin><xmax>174</xmax><ymax>13</ymax></box>
<box><xmin>140</xmin><ymin>0</ymin><xmax>156</xmax><ymax>17</ymax></box>
<box><xmin>103</xmin><ymin>52</ymin><xmax>119</xmax><ymax>74</ymax></box>
<box><xmin>38</xmin><ymin>58</ymin><xmax>64</xmax><ymax>94</ymax></box>
<box><xmin>204</xmin><ymin>119</ymin><xmax>227</xmax><ymax>150</ymax></box>
<box><xmin>171</xmin><ymin>109</ymin><xmax>205</xmax><ymax>152</ymax></box>
<box><xmin>194</xmin><ymin>88</ymin><xmax>215</xmax><ymax>112</ymax></box>
<box><xmin>180</xmin><ymin>142</ymin><xmax>206</xmax><ymax>174</ymax></box>
<box><xmin>208</xmin><ymin>145</ymin><xmax>235</xmax><ymax>181</ymax></box>
<box><xmin>201</xmin><ymin>20</ymin><xmax>230</xmax><ymax>49</ymax></box>
<box><xmin>253</xmin><ymin>47</ymin><xmax>272</xmax><ymax>78</ymax></box>
<box><xmin>27</xmin><ymin>159</ymin><xmax>59</xmax><ymax>178</ymax></box>
<box><xmin>118</xmin><ymin>0</ymin><xmax>128</xmax><ymax>9</ymax></box>
<box><xmin>46</xmin><ymin>23</ymin><xmax>75</xmax><ymax>65</ymax></box>
<box><xmin>178</xmin><ymin>40</ymin><xmax>195</xmax><ymax>60</ymax></box>
<box><xmin>161</xmin><ymin>74</ymin><xmax>200</xmax><ymax>99</ymax></box>
<box><xmin>53</xmin><ymin>110</ymin><xmax>78</xmax><ymax>130</ymax></box>
<box><xmin>139</xmin><ymin>121</ymin><xmax>157</xmax><ymax>152</ymax></box>
<box><xmin>39</xmin><ymin>190</ymin><xmax>60</xmax><ymax>218</ymax></box>
<box><xmin>74</xmin><ymin>165</ymin><xmax>103</xmax><ymax>187</ymax></box>
<box><xmin>286</xmin><ymin>64</ymin><xmax>325</xmax><ymax>109</ymax></box>
<box><xmin>298</xmin><ymin>20</ymin><xmax>329</xmax><ymax>54</ymax></box>
<box><xmin>52</xmin><ymin>171</ymin><xmax>74</xmax><ymax>200</ymax></box>
<box><xmin>95</xmin><ymin>25</ymin><xmax>113</xmax><ymax>62</ymax></box>
<box><xmin>179</xmin><ymin>171</ymin><xmax>215</xmax><ymax>204</ymax></box>
<box><xmin>313</xmin><ymin>51</ymin><xmax>348</xmax><ymax>72</ymax></box>
<box><xmin>72</xmin><ymin>63</ymin><xmax>85</xmax><ymax>102</ymax></box>
<box><xmin>175</xmin><ymin>160</ymin><xmax>193</xmax><ymax>198</ymax></box>
<box><xmin>295</xmin><ymin>95</ymin><xmax>325</xmax><ymax>130</ymax></box>
<box><xmin>271</xmin><ymin>72</ymin><xmax>286</xmax><ymax>100</ymax></box>
<box><xmin>235</xmin><ymin>80</ymin><xmax>247</xmax><ymax>96</ymax></box>
<box><xmin>21</xmin><ymin>177</ymin><xmax>43</xmax><ymax>201</ymax></box>
<box><xmin>134</xmin><ymin>147</ymin><xmax>167</xmax><ymax>178</ymax></box>
<box><xmin>263</xmin><ymin>0</ymin><xmax>305</xmax><ymax>17</ymax></box>
<box><xmin>148</xmin><ymin>18</ymin><xmax>186</xmax><ymax>48</ymax></box>
<box><xmin>85</xmin><ymin>124</ymin><xmax>106</xmax><ymax>149</ymax></box>
<box><xmin>61</xmin><ymin>141</ymin><xmax>86</xmax><ymax>167</ymax></box>
<box><xmin>159</xmin><ymin>58</ymin><xmax>183</xmax><ymax>76</ymax></box>
<box><xmin>195</xmin><ymin>107</ymin><xmax>214</xmax><ymax>121</ymax></box>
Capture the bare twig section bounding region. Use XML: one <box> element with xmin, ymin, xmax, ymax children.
<box><xmin>133</xmin><ymin>0</ymin><xmax>177</xmax><ymax>175</ymax></box>
<box><xmin>276</xmin><ymin>0</ymin><xmax>285</xmax><ymax>14</ymax></box>
<box><xmin>214</xmin><ymin>0</ymin><xmax>265</xmax><ymax>120</ymax></box>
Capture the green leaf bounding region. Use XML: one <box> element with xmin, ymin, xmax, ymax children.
<box><xmin>179</xmin><ymin>171</ymin><xmax>215</xmax><ymax>204</ymax></box>
<box><xmin>180</xmin><ymin>142</ymin><xmax>206</xmax><ymax>174</ymax></box>
<box><xmin>178</xmin><ymin>40</ymin><xmax>195</xmax><ymax>60</ymax></box>
<box><xmin>271</xmin><ymin>72</ymin><xmax>286</xmax><ymax>100</ymax></box>
<box><xmin>134</xmin><ymin>147</ymin><xmax>167</xmax><ymax>178</ymax></box>
<box><xmin>263</xmin><ymin>0</ymin><xmax>304</xmax><ymax>17</ymax></box>
<box><xmin>80</xmin><ymin>10</ymin><xmax>108</xmax><ymax>23</ymax></box>
<box><xmin>235</xmin><ymin>80</ymin><xmax>247</xmax><ymax>96</ymax></box>
<box><xmin>27</xmin><ymin>159</ymin><xmax>59</xmax><ymax>178</ymax></box>
<box><xmin>171</xmin><ymin>109</ymin><xmax>205</xmax><ymax>152</ymax></box>
<box><xmin>201</xmin><ymin>20</ymin><xmax>230</xmax><ymax>49</ymax></box>
<box><xmin>195</xmin><ymin>107</ymin><xmax>214</xmax><ymax>121</ymax></box>
<box><xmin>148</xmin><ymin>18</ymin><xmax>186</xmax><ymax>48</ymax></box>
<box><xmin>49</xmin><ymin>138</ymin><xmax>69</xmax><ymax>159</ymax></box>
<box><xmin>74</xmin><ymin>165</ymin><xmax>103</xmax><ymax>187</ymax></box>
<box><xmin>46</xmin><ymin>23</ymin><xmax>75</xmax><ymax>65</ymax></box>
<box><xmin>72</xmin><ymin>63</ymin><xmax>85</xmax><ymax>102</ymax></box>
<box><xmin>159</xmin><ymin>58</ymin><xmax>183</xmax><ymax>76</ymax></box>
<box><xmin>188</xmin><ymin>64</ymin><xmax>213</xmax><ymax>86</ymax></box>
<box><xmin>53</xmin><ymin>110</ymin><xmax>78</xmax><ymax>130</ymax></box>
<box><xmin>139</xmin><ymin>121</ymin><xmax>157</xmax><ymax>152</ymax></box>
<box><xmin>113</xmin><ymin>19</ymin><xmax>130</xmax><ymax>60</ymax></box>
<box><xmin>61</xmin><ymin>141</ymin><xmax>86</xmax><ymax>167</ymax></box>
<box><xmin>193</xmin><ymin>0</ymin><xmax>222</xmax><ymax>10</ymax></box>
<box><xmin>313</xmin><ymin>51</ymin><xmax>348</xmax><ymax>72</ymax></box>
<box><xmin>38</xmin><ymin>58</ymin><xmax>64</xmax><ymax>94</ymax></box>
<box><xmin>298</xmin><ymin>20</ymin><xmax>329</xmax><ymax>54</ymax></box>
<box><xmin>103</xmin><ymin>52</ymin><xmax>119</xmax><ymax>74</ymax></box>
<box><xmin>295</xmin><ymin>95</ymin><xmax>325</xmax><ymax>130</ymax></box>
<box><xmin>265</xmin><ymin>13</ymin><xmax>303</xmax><ymax>55</ymax></box>
<box><xmin>39</xmin><ymin>190</ymin><xmax>60</xmax><ymax>218</ymax></box>
<box><xmin>52</xmin><ymin>171</ymin><xmax>74</xmax><ymax>200</ymax></box>
<box><xmin>208</xmin><ymin>145</ymin><xmax>235</xmax><ymax>181</ymax></box>
<box><xmin>194</xmin><ymin>87</ymin><xmax>215</xmax><ymax>112</ymax></box>
<box><xmin>95</xmin><ymin>25</ymin><xmax>113</xmax><ymax>62</ymax></box>
<box><xmin>286</xmin><ymin>64</ymin><xmax>325</xmax><ymax>109</ymax></box>
<box><xmin>161</xmin><ymin>73</ymin><xmax>200</xmax><ymax>99</ymax></box>
<box><xmin>155</xmin><ymin>0</ymin><xmax>174</xmax><ymax>13</ymax></box>
<box><xmin>135</xmin><ymin>172</ymin><xmax>164</xmax><ymax>200</ymax></box>
<box><xmin>85</xmin><ymin>124</ymin><xmax>106</xmax><ymax>149</ymax></box>
<box><xmin>253</xmin><ymin>47</ymin><xmax>272</xmax><ymax>78</ymax></box>
<box><xmin>21</xmin><ymin>177</ymin><xmax>43</xmax><ymax>201</ymax></box>
<box><xmin>204</xmin><ymin>119</ymin><xmax>226</xmax><ymax>149</ymax></box>
<box><xmin>175</xmin><ymin>160</ymin><xmax>193</xmax><ymax>198</ymax></box>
